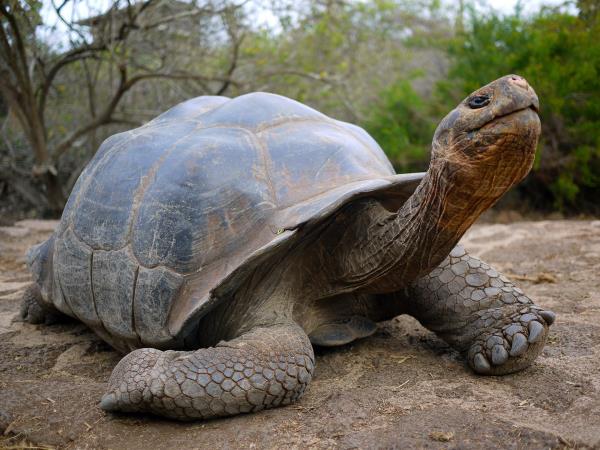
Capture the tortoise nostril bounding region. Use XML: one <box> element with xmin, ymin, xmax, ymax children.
<box><xmin>509</xmin><ymin>75</ymin><xmax>529</xmax><ymax>90</ymax></box>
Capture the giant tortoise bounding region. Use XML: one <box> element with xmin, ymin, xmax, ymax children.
<box><xmin>22</xmin><ymin>74</ymin><xmax>555</xmax><ymax>420</ymax></box>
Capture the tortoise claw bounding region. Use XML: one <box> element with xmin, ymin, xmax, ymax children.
<box><xmin>491</xmin><ymin>344</ymin><xmax>509</xmax><ymax>365</ymax></box>
<box><xmin>538</xmin><ymin>310</ymin><xmax>556</xmax><ymax>326</ymax></box>
<box><xmin>473</xmin><ymin>353</ymin><xmax>491</xmax><ymax>374</ymax></box>
<box><xmin>467</xmin><ymin>306</ymin><xmax>551</xmax><ymax>375</ymax></box>
<box><xmin>528</xmin><ymin>321</ymin><xmax>544</xmax><ymax>343</ymax></box>
<box><xmin>510</xmin><ymin>333</ymin><xmax>528</xmax><ymax>357</ymax></box>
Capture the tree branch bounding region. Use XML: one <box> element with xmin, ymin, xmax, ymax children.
<box><xmin>38</xmin><ymin>0</ymin><xmax>157</xmax><ymax>113</ymax></box>
<box><xmin>50</xmin><ymin>64</ymin><xmax>126</xmax><ymax>159</ymax></box>
<box><xmin>139</xmin><ymin>1</ymin><xmax>248</xmax><ymax>31</ymax></box>
<box><xmin>50</xmin><ymin>65</ymin><xmax>242</xmax><ymax>160</ymax></box>
<box><xmin>0</xmin><ymin>2</ymin><xmax>32</xmax><ymax>95</ymax></box>
<box><xmin>216</xmin><ymin>18</ymin><xmax>244</xmax><ymax>95</ymax></box>
<box><xmin>127</xmin><ymin>71</ymin><xmax>240</xmax><ymax>87</ymax></box>
<box><xmin>38</xmin><ymin>45</ymin><xmax>106</xmax><ymax>115</ymax></box>
<box><xmin>0</xmin><ymin>9</ymin><xmax>29</xmax><ymax>98</ymax></box>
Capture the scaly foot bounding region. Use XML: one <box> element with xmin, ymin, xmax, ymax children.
<box><xmin>403</xmin><ymin>245</ymin><xmax>556</xmax><ymax>375</ymax></box>
<box><xmin>100</xmin><ymin>323</ymin><xmax>314</xmax><ymax>420</ymax></box>
<box><xmin>466</xmin><ymin>304</ymin><xmax>555</xmax><ymax>375</ymax></box>
<box><xmin>19</xmin><ymin>283</ymin><xmax>64</xmax><ymax>325</ymax></box>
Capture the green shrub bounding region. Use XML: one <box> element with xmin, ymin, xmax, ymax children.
<box><xmin>363</xmin><ymin>77</ymin><xmax>435</xmax><ymax>173</ymax></box>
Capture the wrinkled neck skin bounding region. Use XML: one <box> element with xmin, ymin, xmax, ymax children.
<box><xmin>325</xmin><ymin>140</ymin><xmax>534</xmax><ymax>295</ymax></box>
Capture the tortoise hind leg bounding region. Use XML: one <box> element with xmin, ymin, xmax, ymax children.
<box><xmin>20</xmin><ymin>283</ymin><xmax>66</xmax><ymax>325</ymax></box>
<box><xmin>308</xmin><ymin>316</ymin><xmax>377</xmax><ymax>347</ymax></box>
<box><xmin>385</xmin><ymin>245</ymin><xmax>556</xmax><ymax>375</ymax></box>
<box><xmin>100</xmin><ymin>322</ymin><xmax>314</xmax><ymax>420</ymax></box>
<box><xmin>298</xmin><ymin>293</ymin><xmax>401</xmax><ymax>347</ymax></box>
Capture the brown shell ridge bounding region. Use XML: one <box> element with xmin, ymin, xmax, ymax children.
<box><xmin>275</xmin><ymin>173</ymin><xmax>426</xmax><ymax>229</ymax></box>
<box><xmin>240</xmin><ymin>127</ymin><xmax>279</xmax><ymax>207</ymax></box>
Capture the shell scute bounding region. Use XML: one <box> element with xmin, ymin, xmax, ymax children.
<box><xmin>55</xmin><ymin>228</ymin><xmax>99</xmax><ymax>328</ymax></box>
<box><xmin>133</xmin><ymin>266</ymin><xmax>184</xmax><ymax>345</ymax></box>
<box><xmin>71</xmin><ymin>120</ymin><xmax>200</xmax><ymax>250</ymax></box>
<box><xmin>92</xmin><ymin>247</ymin><xmax>138</xmax><ymax>341</ymax></box>
<box><xmin>131</xmin><ymin>127</ymin><xmax>273</xmax><ymax>273</ymax></box>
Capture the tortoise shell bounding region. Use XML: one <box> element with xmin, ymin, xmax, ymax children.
<box><xmin>30</xmin><ymin>93</ymin><xmax>424</xmax><ymax>349</ymax></box>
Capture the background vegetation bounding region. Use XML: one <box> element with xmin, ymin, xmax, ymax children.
<box><xmin>1</xmin><ymin>0</ymin><xmax>598</xmax><ymax>218</ymax></box>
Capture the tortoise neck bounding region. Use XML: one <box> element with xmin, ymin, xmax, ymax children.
<box><xmin>344</xmin><ymin>158</ymin><xmax>501</xmax><ymax>293</ymax></box>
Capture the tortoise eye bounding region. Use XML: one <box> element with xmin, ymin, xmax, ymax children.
<box><xmin>468</xmin><ymin>95</ymin><xmax>491</xmax><ymax>109</ymax></box>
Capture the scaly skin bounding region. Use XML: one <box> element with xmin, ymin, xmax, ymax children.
<box><xmin>19</xmin><ymin>283</ymin><xmax>64</xmax><ymax>325</ymax></box>
<box><xmin>400</xmin><ymin>245</ymin><xmax>556</xmax><ymax>375</ymax></box>
<box><xmin>99</xmin><ymin>323</ymin><xmax>314</xmax><ymax>420</ymax></box>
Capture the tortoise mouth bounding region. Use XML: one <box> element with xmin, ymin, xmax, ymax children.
<box><xmin>477</xmin><ymin>105</ymin><xmax>539</xmax><ymax>132</ymax></box>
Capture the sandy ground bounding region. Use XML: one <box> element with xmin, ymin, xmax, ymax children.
<box><xmin>0</xmin><ymin>219</ymin><xmax>599</xmax><ymax>449</ymax></box>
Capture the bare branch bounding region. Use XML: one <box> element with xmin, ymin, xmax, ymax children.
<box><xmin>38</xmin><ymin>0</ymin><xmax>158</xmax><ymax>112</ymax></box>
<box><xmin>127</xmin><ymin>71</ymin><xmax>241</xmax><ymax>87</ymax></box>
<box><xmin>216</xmin><ymin>15</ymin><xmax>244</xmax><ymax>95</ymax></box>
<box><xmin>139</xmin><ymin>5</ymin><xmax>216</xmax><ymax>30</ymax></box>
<box><xmin>50</xmin><ymin>64</ymin><xmax>242</xmax><ymax>160</ymax></box>
<box><xmin>52</xmin><ymin>0</ymin><xmax>90</xmax><ymax>44</ymax></box>
<box><xmin>51</xmin><ymin>64</ymin><xmax>129</xmax><ymax>159</ymax></box>
<box><xmin>0</xmin><ymin>3</ymin><xmax>32</xmax><ymax>94</ymax></box>
<box><xmin>0</xmin><ymin>6</ymin><xmax>30</xmax><ymax>97</ymax></box>
<box><xmin>0</xmin><ymin>168</ymin><xmax>47</xmax><ymax>207</ymax></box>
<box><xmin>37</xmin><ymin>44</ymin><xmax>105</xmax><ymax>114</ymax></box>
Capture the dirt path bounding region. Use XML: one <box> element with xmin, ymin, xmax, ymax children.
<box><xmin>0</xmin><ymin>219</ymin><xmax>599</xmax><ymax>449</ymax></box>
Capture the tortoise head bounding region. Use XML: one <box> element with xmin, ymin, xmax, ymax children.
<box><xmin>431</xmin><ymin>74</ymin><xmax>541</xmax><ymax>198</ymax></box>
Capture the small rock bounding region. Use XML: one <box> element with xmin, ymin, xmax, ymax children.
<box><xmin>429</xmin><ymin>431</ymin><xmax>455</xmax><ymax>442</ymax></box>
<box><xmin>0</xmin><ymin>312</ymin><xmax>19</xmax><ymax>334</ymax></box>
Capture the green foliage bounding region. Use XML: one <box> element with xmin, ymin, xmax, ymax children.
<box><xmin>438</xmin><ymin>4</ymin><xmax>600</xmax><ymax>212</ymax></box>
<box><xmin>363</xmin><ymin>78</ymin><xmax>435</xmax><ymax>172</ymax></box>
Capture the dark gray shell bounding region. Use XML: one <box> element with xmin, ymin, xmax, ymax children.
<box><xmin>29</xmin><ymin>93</ymin><xmax>424</xmax><ymax>349</ymax></box>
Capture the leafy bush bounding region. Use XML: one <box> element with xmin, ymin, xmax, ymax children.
<box><xmin>363</xmin><ymin>77</ymin><xmax>435</xmax><ymax>173</ymax></box>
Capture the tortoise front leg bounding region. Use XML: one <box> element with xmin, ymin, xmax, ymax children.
<box><xmin>100</xmin><ymin>322</ymin><xmax>314</xmax><ymax>420</ymax></box>
<box><xmin>396</xmin><ymin>245</ymin><xmax>556</xmax><ymax>375</ymax></box>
